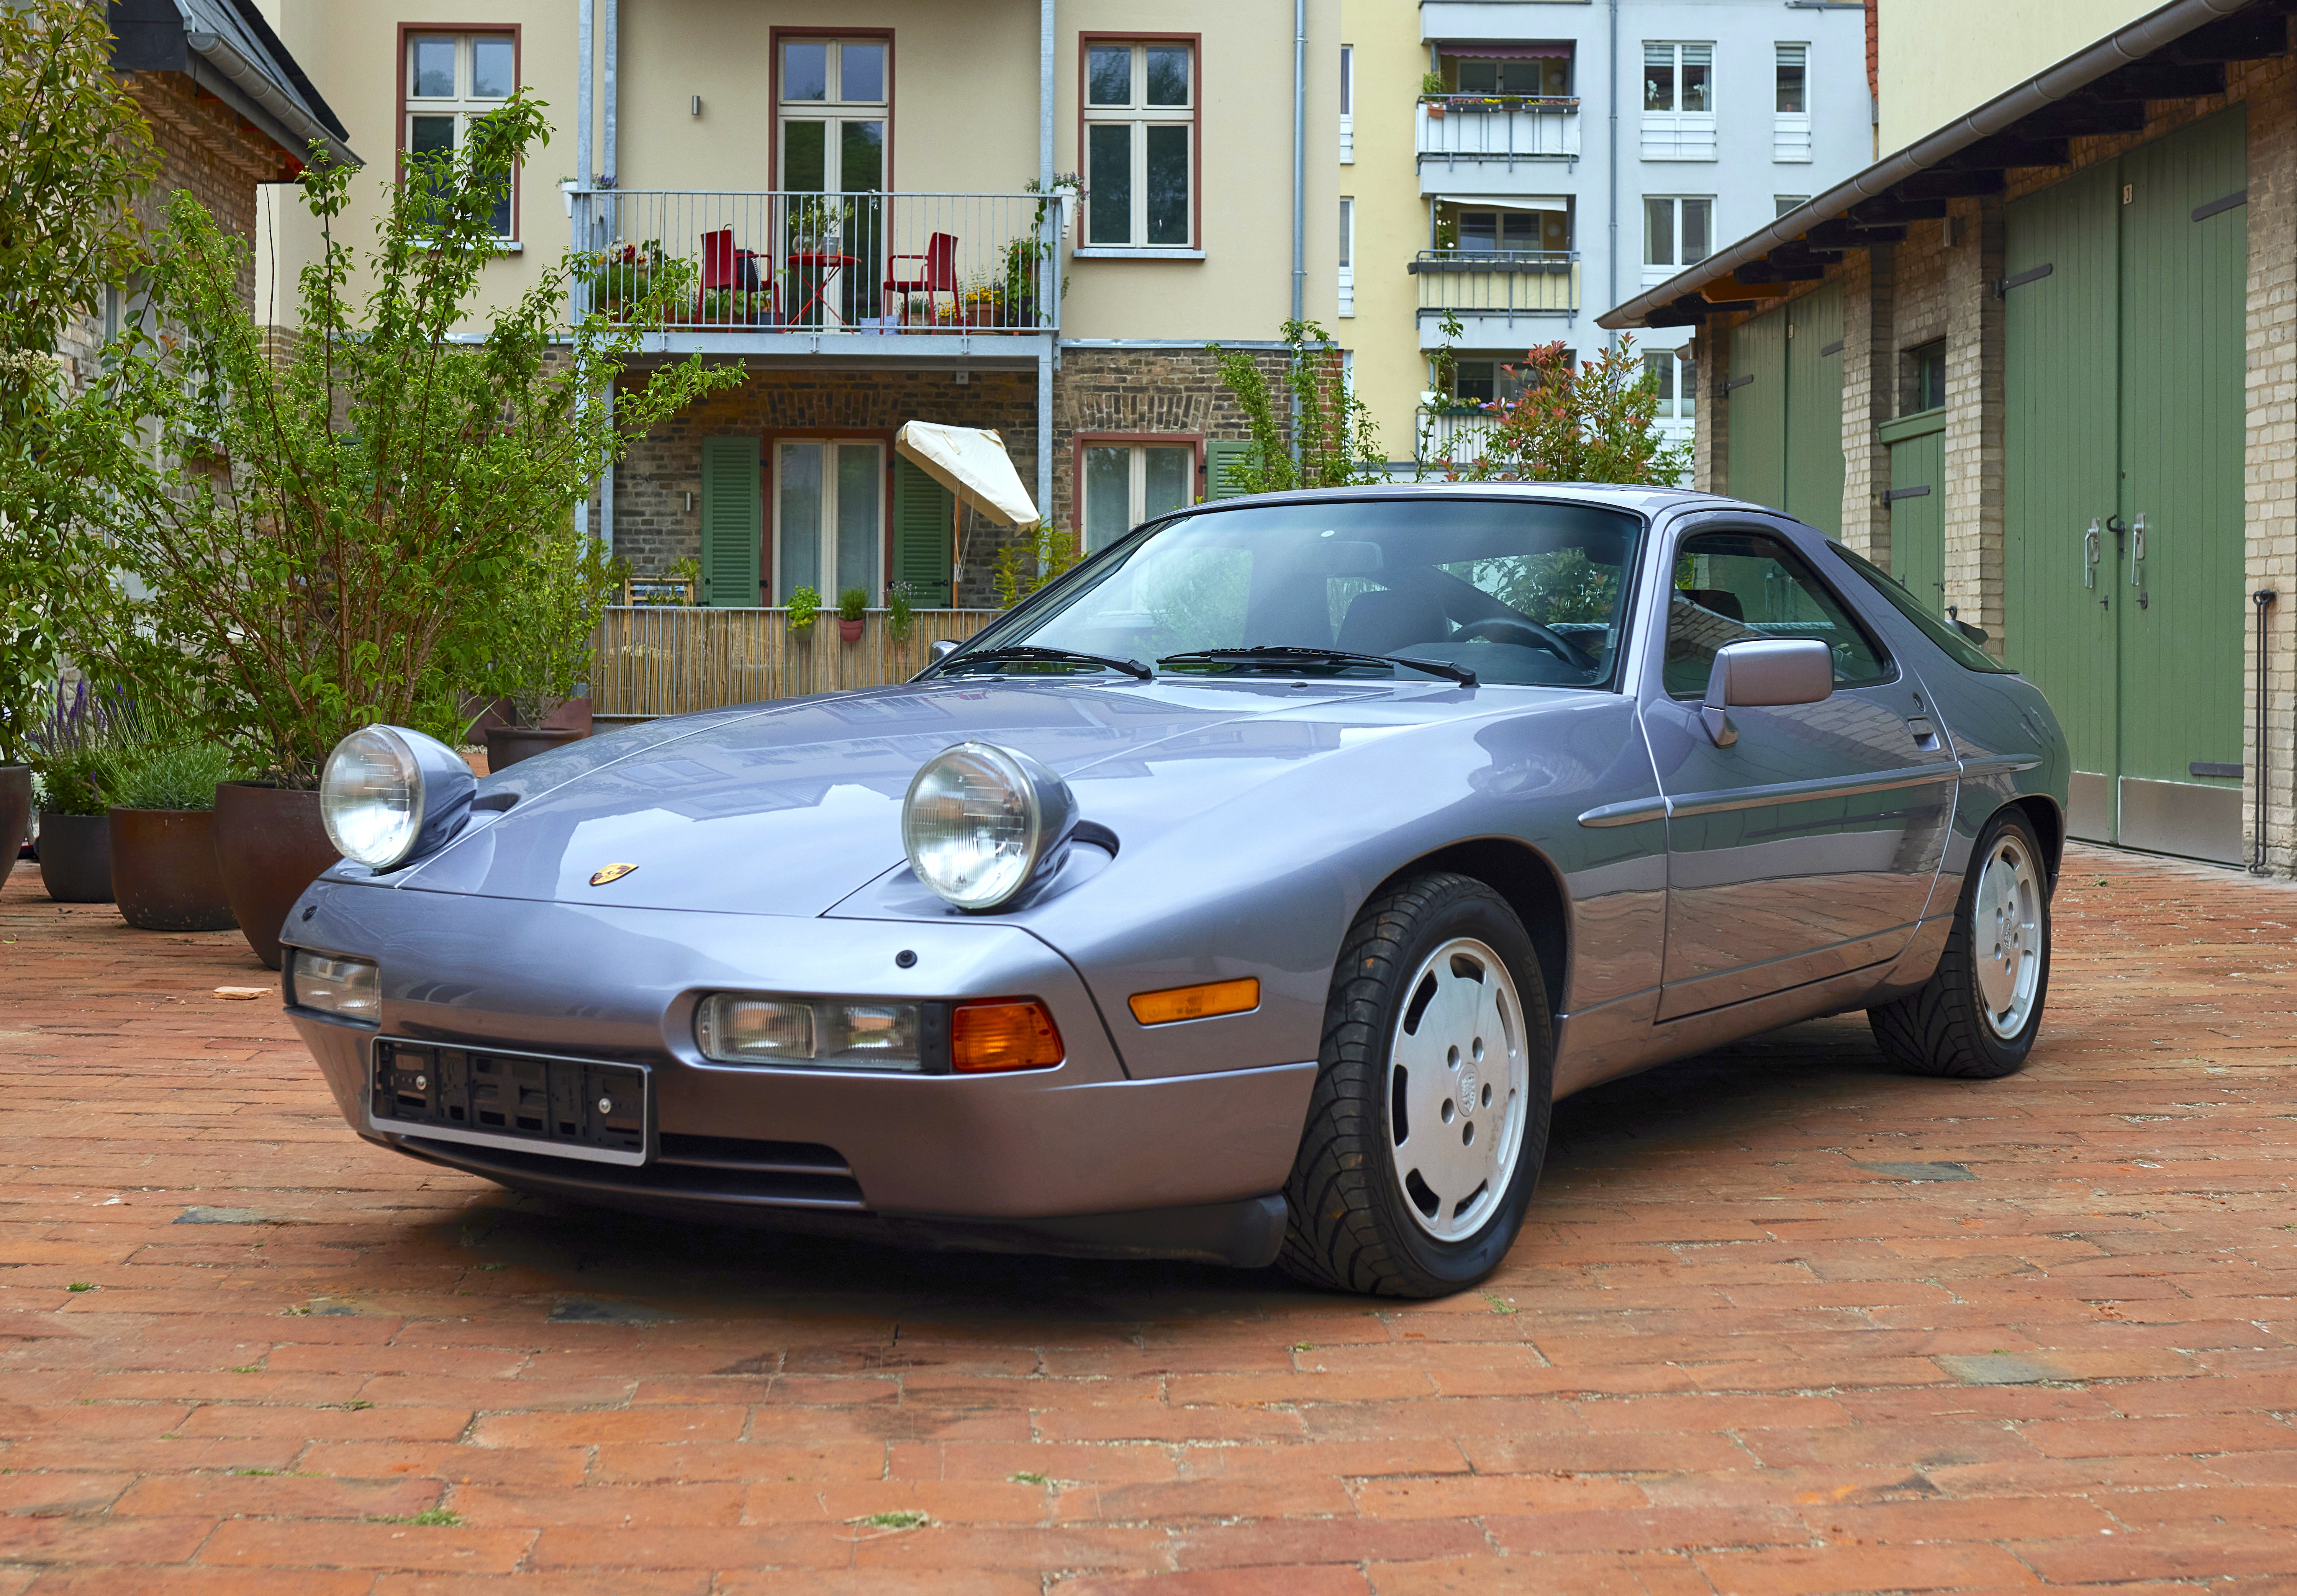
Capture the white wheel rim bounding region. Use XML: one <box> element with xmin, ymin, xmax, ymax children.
<box><xmin>1386</xmin><ymin>937</ymin><xmax>1529</xmax><ymax>1241</ymax></box>
<box><xmin>1972</xmin><ymin>833</ymin><xmax>2044</xmax><ymax>1039</ymax></box>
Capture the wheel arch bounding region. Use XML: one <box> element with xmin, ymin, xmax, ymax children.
<box><xmin>1369</xmin><ymin>837</ymin><xmax>1570</xmax><ymax>1023</ymax></box>
<box><xmin>2008</xmin><ymin>793</ymin><xmax>2065</xmax><ymax>880</ymax></box>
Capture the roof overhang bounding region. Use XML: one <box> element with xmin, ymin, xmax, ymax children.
<box><xmin>1599</xmin><ymin>0</ymin><xmax>2281</xmax><ymax>330</ymax></box>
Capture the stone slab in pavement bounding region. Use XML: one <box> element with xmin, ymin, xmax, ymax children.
<box><xmin>0</xmin><ymin>843</ymin><xmax>2292</xmax><ymax>1593</ymax></box>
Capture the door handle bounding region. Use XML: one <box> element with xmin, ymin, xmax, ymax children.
<box><xmin>2129</xmin><ymin>512</ymin><xmax>2146</xmax><ymax>585</ymax></box>
<box><xmin>2084</xmin><ymin>520</ymin><xmax>2100</xmax><ymax>589</ymax></box>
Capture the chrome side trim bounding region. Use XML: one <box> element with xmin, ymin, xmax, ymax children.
<box><xmin>1661</xmin><ymin>761</ymin><xmax>1962</xmax><ymax>821</ymax></box>
<box><xmin>1956</xmin><ymin>754</ymin><xmax>2043</xmax><ymax>779</ymax></box>
<box><xmin>1578</xmin><ymin>796</ymin><xmax>1669</xmax><ymax>828</ymax></box>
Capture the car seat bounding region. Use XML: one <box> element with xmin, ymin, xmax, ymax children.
<box><xmin>1337</xmin><ymin>588</ymin><xmax>1451</xmax><ymax>655</ymax></box>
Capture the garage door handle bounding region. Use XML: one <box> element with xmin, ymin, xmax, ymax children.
<box><xmin>2128</xmin><ymin>513</ymin><xmax>2146</xmax><ymax>585</ymax></box>
<box><xmin>2083</xmin><ymin>521</ymin><xmax>2100</xmax><ymax>589</ymax></box>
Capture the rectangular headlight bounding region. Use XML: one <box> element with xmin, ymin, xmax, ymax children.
<box><xmin>288</xmin><ymin>949</ymin><xmax>379</xmax><ymax>1023</ymax></box>
<box><xmin>696</xmin><ymin>994</ymin><xmax>923</xmax><ymax>1071</ymax></box>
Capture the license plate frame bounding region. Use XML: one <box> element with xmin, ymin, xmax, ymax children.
<box><xmin>367</xmin><ymin>1038</ymin><xmax>651</xmax><ymax>1166</ymax></box>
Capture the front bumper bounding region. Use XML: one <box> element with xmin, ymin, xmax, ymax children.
<box><xmin>286</xmin><ymin>879</ymin><xmax>1314</xmax><ymax>1255</ymax></box>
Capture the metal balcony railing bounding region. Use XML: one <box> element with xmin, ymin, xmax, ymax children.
<box><xmin>1415</xmin><ymin>407</ymin><xmax>1500</xmax><ymax>465</ymax></box>
<box><xmin>1416</xmin><ymin>97</ymin><xmax>1581</xmax><ymax>165</ymax></box>
<box><xmin>1412</xmin><ymin>251</ymin><xmax>1579</xmax><ymax>320</ymax></box>
<box><xmin>568</xmin><ymin>191</ymin><xmax>1061</xmax><ymax>334</ymax></box>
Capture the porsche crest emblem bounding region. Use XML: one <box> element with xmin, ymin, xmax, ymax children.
<box><xmin>588</xmin><ymin>863</ymin><xmax>639</xmax><ymax>887</ymax></box>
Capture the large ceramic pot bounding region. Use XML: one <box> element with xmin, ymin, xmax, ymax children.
<box><xmin>0</xmin><ymin>764</ymin><xmax>28</xmax><ymax>890</ymax></box>
<box><xmin>109</xmin><ymin>809</ymin><xmax>237</xmax><ymax>932</ymax></box>
<box><xmin>36</xmin><ymin>812</ymin><xmax>113</xmax><ymax>903</ymax></box>
<box><xmin>838</xmin><ymin>617</ymin><xmax>865</xmax><ymax>644</ymax></box>
<box><xmin>485</xmin><ymin>725</ymin><xmax>586</xmax><ymax>771</ymax></box>
<box><xmin>213</xmin><ymin>782</ymin><xmax>339</xmax><ymax>969</ymax></box>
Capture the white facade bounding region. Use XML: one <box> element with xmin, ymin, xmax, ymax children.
<box><xmin>1413</xmin><ymin>0</ymin><xmax>1868</xmax><ymax>459</ymax></box>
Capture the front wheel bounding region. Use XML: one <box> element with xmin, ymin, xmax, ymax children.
<box><xmin>1280</xmin><ymin>872</ymin><xmax>1554</xmax><ymax>1298</ymax></box>
<box><xmin>1868</xmin><ymin>807</ymin><xmax>2051</xmax><ymax>1079</ymax></box>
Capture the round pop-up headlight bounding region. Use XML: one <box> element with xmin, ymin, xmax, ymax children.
<box><xmin>902</xmin><ymin>741</ymin><xmax>1079</xmax><ymax>911</ymax></box>
<box><xmin>320</xmin><ymin>725</ymin><xmax>477</xmax><ymax>870</ymax></box>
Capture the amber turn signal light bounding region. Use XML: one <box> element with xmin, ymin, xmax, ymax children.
<box><xmin>951</xmin><ymin>999</ymin><xmax>1065</xmax><ymax>1073</ymax></box>
<box><xmin>1128</xmin><ymin>977</ymin><xmax>1260</xmax><ymax>1026</ymax></box>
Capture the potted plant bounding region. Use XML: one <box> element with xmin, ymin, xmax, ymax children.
<box><xmin>1422</xmin><ymin>70</ymin><xmax>1447</xmax><ymax>116</ymax></box>
<box><xmin>103</xmin><ymin>741</ymin><xmax>240</xmax><ymax>932</ymax></box>
<box><xmin>837</xmin><ymin>586</ymin><xmax>868</xmax><ymax>644</ymax></box>
<box><xmin>25</xmin><ymin>678</ymin><xmax>137</xmax><ymax>903</ymax></box>
<box><xmin>481</xmin><ymin>520</ymin><xmax>620</xmax><ymax>773</ymax></box>
<box><xmin>786</xmin><ymin>585</ymin><xmax>821</xmax><ymax>638</ymax></box>
<box><xmin>885</xmin><ymin>581</ymin><xmax>916</xmax><ymax>645</ymax></box>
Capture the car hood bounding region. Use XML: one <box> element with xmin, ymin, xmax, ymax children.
<box><xmin>384</xmin><ymin>675</ymin><xmax>1540</xmax><ymax>916</ymax></box>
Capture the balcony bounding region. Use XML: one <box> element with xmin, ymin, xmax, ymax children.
<box><xmin>1412</xmin><ymin>250</ymin><xmax>1579</xmax><ymax>341</ymax></box>
<box><xmin>1415</xmin><ymin>407</ymin><xmax>1499</xmax><ymax>467</ymax></box>
<box><xmin>1415</xmin><ymin>97</ymin><xmax>1580</xmax><ymax>182</ymax></box>
<box><xmin>569</xmin><ymin>190</ymin><xmax>1060</xmax><ymax>359</ymax></box>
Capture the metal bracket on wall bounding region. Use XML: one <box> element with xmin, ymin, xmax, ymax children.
<box><xmin>1881</xmin><ymin>485</ymin><xmax>1931</xmax><ymax>503</ymax></box>
<box><xmin>1714</xmin><ymin>373</ymin><xmax>1755</xmax><ymax>399</ymax></box>
<box><xmin>1994</xmin><ymin>263</ymin><xmax>2054</xmax><ymax>298</ymax></box>
<box><xmin>1817</xmin><ymin>339</ymin><xmax>1844</xmax><ymax>356</ymax></box>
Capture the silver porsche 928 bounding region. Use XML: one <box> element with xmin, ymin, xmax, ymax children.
<box><xmin>281</xmin><ymin>484</ymin><xmax>2066</xmax><ymax>1298</ymax></box>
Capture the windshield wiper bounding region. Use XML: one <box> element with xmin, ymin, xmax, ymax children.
<box><xmin>1157</xmin><ymin>646</ymin><xmax>1477</xmax><ymax>688</ymax></box>
<box><xmin>940</xmin><ymin>644</ymin><xmax>1153</xmax><ymax>681</ymax></box>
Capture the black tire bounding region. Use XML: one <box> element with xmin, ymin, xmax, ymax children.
<box><xmin>1279</xmin><ymin>872</ymin><xmax>1554</xmax><ymax>1298</ymax></box>
<box><xmin>1868</xmin><ymin>807</ymin><xmax>2051</xmax><ymax>1079</ymax></box>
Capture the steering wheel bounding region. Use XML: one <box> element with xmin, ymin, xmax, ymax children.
<box><xmin>1450</xmin><ymin>617</ymin><xmax>1598</xmax><ymax>671</ymax></box>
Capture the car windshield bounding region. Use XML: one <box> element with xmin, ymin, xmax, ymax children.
<box><xmin>939</xmin><ymin>497</ymin><xmax>1644</xmax><ymax>689</ymax></box>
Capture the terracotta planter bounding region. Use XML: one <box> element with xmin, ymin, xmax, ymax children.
<box><xmin>461</xmin><ymin>694</ymin><xmax>593</xmax><ymax>739</ymax></box>
<box><xmin>109</xmin><ymin>809</ymin><xmax>236</xmax><ymax>932</ymax></box>
<box><xmin>213</xmin><ymin>782</ymin><xmax>339</xmax><ymax>970</ymax></box>
<box><xmin>485</xmin><ymin>725</ymin><xmax>587</xmax><ymax>771</ymax></box>
<box><xmin>0</xmin><ymin>764</ymin><xmax>28</xmax><ymax>890</ymax></box>
<box><xmin>838</xmin><ymin>617</ymin><xmax>865</xmax><ymax>643</ymax></box>
<box><xmin>36</xmin><ymin>812</ymin><xmax>113</xmax><ymax>903</ymax></box>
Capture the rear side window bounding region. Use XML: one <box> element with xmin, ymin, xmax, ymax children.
<box><xmin>1664</xmin><ymin>530</ymin><xmax>1892</xmax><ymax>697</ymax></box>
<box><xmin>1827</xmin><ymin>540</ymin><xmax>2018</xmax><ymax>674</ymax></box>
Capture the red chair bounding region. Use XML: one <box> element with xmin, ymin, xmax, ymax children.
<box><xmin>883</xmin><ymin>232</ymin><xmax>958</xmax><ymax>326</ymax></box>
<box><xmin>698</xmin><ymin>229</ymin><xmax>772</xmax><ymax>324</ymax></box>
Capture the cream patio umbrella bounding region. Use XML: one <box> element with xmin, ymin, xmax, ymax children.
<box><xmin>893</xmin><ymin>421</ymin><xmax>1040</xmax><ymax>587</ymax></box>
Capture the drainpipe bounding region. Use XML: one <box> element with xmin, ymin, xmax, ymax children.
<box><xmin>1290</xmin><ymin>0</ymin><xmax>1306</xmax><ymax>470</ymax></box>
<box><xmin>1605</xmin><ymin>0</ymin><xmax>1617</xmax><ymax>351</ymax></box>
<box><xmin>1039</xmin><ymin>0</ymin><xmax>1054</xmax><ymax>537</ymax></box>
<box><xmin>600</xmin><ymin>0</ymin><xmax>618</xmax><ymax>555</ymax></box>
<box><xmin>574</xmin><ymin>0</ymin><xmax>593</xmax><ymax>540</ymax></box>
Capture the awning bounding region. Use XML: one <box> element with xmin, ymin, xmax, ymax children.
<box><xmin>1438</xmin><ymin>42</ymin><xmax>1573</xmax><ymax>59</ymax></box>
<box><xmin>1435</xmin><ymin>195</ymin><xmax>1570</xmax><ymax>213</ymax></box>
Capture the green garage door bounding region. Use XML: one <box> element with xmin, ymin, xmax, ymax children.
<box><xmin>1883</xmin><ymin>416</ymin><xmax>1944</xmax><ymax>614</ymax></box>
<box><xmin>1726</xmin><ymin>282</ymin><xmax>1844</xmax><ymax>530</ymax></box>
<box><xmin>2002</xmin><ymin>105</ymin><xmax>2246</xmax><ymax>863</ymax></box>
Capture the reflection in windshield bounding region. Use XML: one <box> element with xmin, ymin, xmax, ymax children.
<box><xmin>940</xmin><ymin>498</ymin><xmax>1643</xmax><ymax>688</ymax></box>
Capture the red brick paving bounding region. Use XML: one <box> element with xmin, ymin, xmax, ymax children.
<box><xmin>1</xmin><ymin>843</ymin><xmax>2294</xmax><ymax>1593</ymax></box>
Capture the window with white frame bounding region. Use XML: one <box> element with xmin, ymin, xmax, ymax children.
<box><xmin>1083</xmin><ymin>441</ymin><xmax>1195</xmax><ymax>550</ymax></box>
<box><xmin>777</xmin><ymin>440</ymin><xmax>883</xmax><ymax>602</ymax></box>
<box><xmin>1340</xmin><ymin>44</ymin><xmax>1354</xmax><ymax>163</ymax></box>
<box><xmin>1641</xmin><ymin>42</ymin><xmax>1715</xmax><ymax>161</ymax></box>
<box><xmin>1338</xmin><ymin>197</ymin><xmax>1355</xmax><ymax>316</ymax></box>
<box><xmin>405</xmin><ymin>32</ymin><xmax>517</xmax><ymax>237</ymax></box>
<box><xmin>1774</xmin><ymin>44</ymin><xmax>1811</xmax><ymax>162</ymax></box>
<box><xmin>1449</xmin><ymin>357</ymin><xmax>1533</xmax><ymax>406</ymax></box>
<box><xmin>1776</xmin><ymin>195</ymin><xmax>1810</xmax><ymax>219</ymax></box>
<box><xmin>1643</xmin><ymin>349</ymin><xmax>1695</xmax><ymax>421</ymax></box>
<box><xmin>1084</xmin><ymin>40</ymin><xmax>1195</xmax><ymax>249</ymax></box>
<box><xmin>1642</xmin><ymin>196</ymin><xmax>1712</xmax><ymax>286</ymax></box>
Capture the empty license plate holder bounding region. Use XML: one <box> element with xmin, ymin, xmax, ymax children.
<box><xmin>367</xmin><ymin>1039</ymin><xmax>650</xmax><ymax>1165</ymax></box>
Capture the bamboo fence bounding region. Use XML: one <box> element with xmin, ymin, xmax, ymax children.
<box><xmin>589</xmin><ymin>606</ymin><xmax>1001</xmax><ymax>720</ymax></box>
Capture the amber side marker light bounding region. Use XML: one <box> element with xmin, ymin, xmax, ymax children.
<box><xmin>951</xmin><ymin>999</ymin><xmax>1066</xmax><ymax>1073</ymax></box>
<box><xmin>1129</xmin><ymin>977</ymin><xmax>1261</xmax><ymax>1027</ymax></box>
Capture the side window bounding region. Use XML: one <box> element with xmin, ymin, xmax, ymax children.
<box><xmin>1664</xmin><ymin>530</ymin><xmax>1891</xmax><ymax>697</ymax></box>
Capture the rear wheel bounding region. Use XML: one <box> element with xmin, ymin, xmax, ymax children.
<box><xmin>1280</xmin><ymin>872</ymin><xmax>1553</xmax><ymax>1298</ymax></box>
<box><xmin>1868</xmin><ymin>807</ymin><xmax>2050</xmax><ymax>1079</ymax></box>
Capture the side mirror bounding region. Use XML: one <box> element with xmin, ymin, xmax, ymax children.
<box><xmin>1954</xmin><ymin>619</ymin><xmax>1989</xmax><ymax>645</ymax></box>
<box><xmin>1701</xmin><ymin>638</ymin><xmax>1833</xmax><ymax>746</ymax></box>
<box><xmin>929</xmin><ymin>638</ymin><xmax>960</xmax><ymax>663</ymax></box>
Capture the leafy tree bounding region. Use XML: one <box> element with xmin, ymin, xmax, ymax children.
<box><xmin>1207</xmin><ymin>319</ymin><xmax>1385</xmax><ymax>494</ymax></box>
<box><xmin>1431</xmin><ymin>337</ymin><xmax>1691</xmax><ymax>487</ymax></box>
<box><xmin>0</xmin><ymin>0</ymin><xmax>157</xmax><ymax>765</ymax></box>
<box><xmin>26</xmin><ymin>92</ymin><xmax>743</xmax><ymax>784</ymax></box>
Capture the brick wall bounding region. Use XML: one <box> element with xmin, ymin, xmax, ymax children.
<box><xmin>1838</xmin><ymin>242</ymin><xmax>1892</xmax><ymax>564</ymax></box>
<box><xmin>1049</xmin><ymin>346</ymin><xmax>1292</xmax><ymax>536</ymax></box>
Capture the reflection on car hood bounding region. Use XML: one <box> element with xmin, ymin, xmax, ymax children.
<box><xmin>389</xmin><ymin>676</ymin><xmax>1542</xmax><ymax>916</ymax></box>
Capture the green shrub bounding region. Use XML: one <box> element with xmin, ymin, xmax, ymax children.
<box><xmin>98</xmin><ymin>742</ymin><xmax>239</xmax><ymax>812</ymax></box>
<box><xmin>886</xmin><ymin>583</ymin><xmax>916</xmax><ymax>643</ymax></box>
<box><xmin>837</xmin><ymin>586</ymin><xmax>869</xmax><ymax>623</ymax></box>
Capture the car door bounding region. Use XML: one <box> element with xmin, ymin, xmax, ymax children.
<box><xmin>1638</xmin><ymin>521</ymin><xmax>1957</xmax><ymax>1020</ymax></box>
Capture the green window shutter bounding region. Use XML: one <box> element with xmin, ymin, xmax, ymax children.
<box><xmin>698</xmin><ymin>436</ymin><xmax>760</xmax><ymax>607</ymax></box>
<box><xmin>1203</xmin><ymin>439</ymin><xmax>1253</xmax><ymax>499</ymax></box>
<box><xmin>891</xmin><ymin>457</ymin><xmax>954</xmax><ymax>606</ymax></box>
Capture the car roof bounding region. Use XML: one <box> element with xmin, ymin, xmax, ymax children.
<box><xmin>1183</xmin><ymin>481</ymin><xmax>1770</xmax><ymax>519</ymax></box>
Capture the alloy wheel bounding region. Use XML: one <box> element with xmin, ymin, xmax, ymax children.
<box><xmin>1386</xmin><ymin>936</ymin><xmax>1529</xmax><ymax>1241</ymax></box>
<box><xmin>1973</xmin><ymin>832</ymin><xmax>2044</xmax><ymax>1038</ymax></box>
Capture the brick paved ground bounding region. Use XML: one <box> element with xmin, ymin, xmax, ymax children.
<box><xmin>1</xmin><ymin>843</ymin><xmax>2293</xmax><ymax>1594</ymax></box>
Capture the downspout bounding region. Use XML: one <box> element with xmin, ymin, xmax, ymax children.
<box><xmin>1290</xmin><ymin>0</ymin><xmax>1306</xmax><ymax>471</ymax></box>
<box><xmin>1605</xmin><ymin>0</ymin><xmax>1617</xmax><ymax>350</ymax></box>
<box><xmin>574</xmin><ymin>0</ymin><xmax>593</xmax><ymax>540</ymax></box>
<box><xmin>1039</xmin><ymin>0</ymin><xmax>1054</xmax><ymax>542</ymax></box>
<box><xmin>600</xmin><ymin>0</ymin><xmax>618</xmax><ymax>555</ymax></box>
